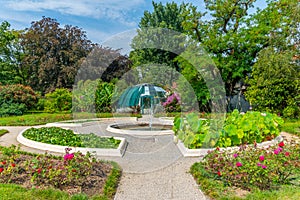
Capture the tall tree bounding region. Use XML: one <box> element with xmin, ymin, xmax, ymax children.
<box><xmin>20</xmin><ymin>17</ymin><xmax>93</xmax><ymax>94</ymax></box>
<box><xmin>184</xmin><ymin>0</ymin><xmax>299</xmax><ymax>96</ymax></box>
<box><xmin>0</xmin><ymin>21</ymin><xmax>22</xmax><ymax>84</ymax></box>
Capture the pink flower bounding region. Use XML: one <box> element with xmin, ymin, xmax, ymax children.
<box><xmin>233</xmin><ymin>153</ymin><xmax>238</xmax><ymax>158</ymax></box>
<box><xmin>259</xmin><ymin>155</ymin><xmax>265</xmax><ymax>161</ymax></box>
<box><xmin>257</xmin><ymin>163</ymin><xmax>262</xmax><ymax>167</ymax></box>
<box><xmin>64</xmin><ymin>153</ymin><xmax>74</xmax><ymax>161</ymax></box>
<box><xmin>279</xmin><ymin>141</ymin><xmax>284</xmax><ymax>147</ymax></box>
<box><xmin>277</xmin><ymin>147</ymin><xmax>283</xmax><ymax>152</ymax></box>
<box><xmin>261</xmin><ymin>165</ymin><xmax>267</xmax><ymax>169</ymax></box>
<box><xmin>236</xmin><ymin>162</ymin><xmax>242</xmax><ymax>167</ymax></box>
<box><xmin>274</xmin><ymin>149</ymin><xmax>280</xmax><ymax>155</ymax></box>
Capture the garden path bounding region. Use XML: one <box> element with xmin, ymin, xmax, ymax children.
<box><xmin>0</xmin><ymin>122</ymin><xmax>208</xmax><ymax>200</ymax></box>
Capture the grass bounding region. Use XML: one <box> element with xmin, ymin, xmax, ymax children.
<box><xmin>190</xmin><ymin>162</ymin><xmax>300</xmax><ymax>200</ymax></box>
<box><xmin>0</xmin><ymin>112</ymin><xmax>142</xmax><ymax>126</ymax></box>
<box><xmin>0</xmin><ymin>129</ymin><xmax>9</xmax><ymax>137</ymax></box>
<box><xmin>0</xmin><ymin>113</ymin><xmax>72</xmax><ymax>126</ymax></box>
<box><xmin>282</xmin><ymin>118</ymin><xmax>300</xmax><ymax>136</ymax></box>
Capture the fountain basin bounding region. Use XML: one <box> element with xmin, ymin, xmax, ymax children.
<box><xmin>106</xmin><ymin>123</ymin><xmax>174</xmax><ymax>136</ymax></box>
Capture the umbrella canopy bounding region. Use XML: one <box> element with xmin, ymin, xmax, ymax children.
<box><xmin>117</xmin><ymin>83</ymin><xmax>166</xmax><ymax>108</ymax></box>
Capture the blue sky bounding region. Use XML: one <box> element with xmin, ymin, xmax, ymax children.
<box><xmin>0</xmin><ymin>0</ymin><xmax>267</xmax><ymax>44</ymax></box>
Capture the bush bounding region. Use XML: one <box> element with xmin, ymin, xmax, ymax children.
<box><xmin>245</xmin><ymin>48</ymin><xmax>300</xmax><ymax>119</ymax></box>
<box><xmin>0</xmin><ymin>84</ymin><xmax>37</xmax><ymax>116</ymax></box>
<box><xmin>95</xmin><ymin>81</ymin><xmax>115</xmax><ymax>113</ymax></box>
<box><xmin>173</xmin><ymin>109</ymin><xmax>284</xmax><ymax>148</ymax></box>
<box><xmin>44</xmin><ymin>88</ymin><xmax>72</xmax><ymax>112</ymax></box>
<box><xmin>162</xmin><ymin>92</ymin><xmax>181</xmax><ymax>113</ymax></box>
<box><xmin>72</xmin><ymin>79</ymin><xmax>98</xmax><ymax>112</ymax></box>
<box><xmin>197</xmin><ymin>140</ymin><xmax>300</xmax><ymax>191</ymax></box>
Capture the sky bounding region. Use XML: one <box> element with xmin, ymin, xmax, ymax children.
<box><xmin>0</xmin><ymin>0</ymin><xmax>267</xmax><ymax>44</ymax></box>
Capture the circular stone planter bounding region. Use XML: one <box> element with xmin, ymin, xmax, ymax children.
<box><xmin>17</xmin><ymin>127</ymin><xmax>128</xmax><ymax>157</ymax></box>
<box><xmin>174</xmin><ymin>135</ymin><xmax>283</xmax><ymax>157</ymax></box>
<box><xmin>106</xmin><ymin>123</ymin><xmax>174</xmax><ymax>136</ymax></box>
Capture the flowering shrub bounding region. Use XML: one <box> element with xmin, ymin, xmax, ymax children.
<box><xmin>0</xmin><ymin>84</ymin><xmax>38</xmax><ymax>116</ymax></box>
<box><xmin>162</xmin><ymin>92</ymin><xmax>181</xmax><ymax>113</ymax></box>
<box><xmin>0</xmin><ymin>145</ymin><xmax>116</xmax><ymax>196</ymax></box>
<box><xmin>200</xmin><ymin>141</ymin><xmax>300</xmax><ymax>190</ymax></box>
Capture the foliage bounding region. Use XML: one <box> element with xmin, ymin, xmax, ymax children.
<box><xmin>20</xmin><ymin>17</ymin><xmax>93</xmax><ymax>94</ymax></box>
<box><xmin>245</xmin><ymin>48</ymin><xmax>300</xmax><ymax>119</ymax></box>
<box><xmin>195</xmin><ymin>141</ymin><xmax>300</xmax><ymax>192</ymax></box>
<box><xmin>0</xmin><ymin>129</ymin><xmax>9</xmax><ymax>137</ymax></box>
<box><xmin>0</xmin><ymin>21</ymin><xmax>22</xmax><ymax>84</ymax></box>
<box><xmin>217</xmin><ymin>110</ymin><xmax>283</xmax><ymax>147</ymax></box>
<box><xmin>44</xmin><ymin>88</ymin><xmax>72</xmax><ymax>113</ymax></box>
<box><xmin>162</xmin><ymin>92</ymin><xmax>181</xmax><ymax>113</ymax></box>
<box><xmin>23</xmin><ymin>127</ymin><xmax>120</xmax><ymax>149</ymax></box>
<box><xmin>0</xmin><ymin>145</ymin><xmax>121</xmax><ymax>199</ymax></box>
<box><xmin>0</xmin><ymin>113</ymin><xmax>72</xmax><ymax>126</ymax></box>
<box><xmin>95</xmin><ymin>81</ymin><xmax>115</xmax><ymax>113</ymax></box>
<box><xmin>72</xmin><ymin>79</ymin><xmax>99</xmax><ymax>113</ymax></box>
<box><xmin>183</xmin><ymin>0</ymin><xmax>300</xmax><ymax>96</ymax></box>
<box><xmin>0</xmin><ymin>84</ymin><xmax>37</xmax><ymax>116</ymax></box>
<box><xmin>173</xmin><ymin>110</ymin><xmax>283</xmax><ymax>148</ymax></box>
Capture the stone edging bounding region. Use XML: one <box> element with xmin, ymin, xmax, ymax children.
<box><xmin>175</xmin><ymin>135</ymin><xmax>283</xmax><ymax>157</ymax></box>
<box><xmin>17</xmin><ymin>127</ymin><xmax>128</xmax><ymax>157</ymax></box>
<box><xmin>106</xmin><ymin>123</ymin><xmax>174</xmax><ymax>136</ymax></box>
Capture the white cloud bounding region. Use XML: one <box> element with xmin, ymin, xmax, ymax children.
<box><xmin>4</xmin><ymin>0</ymin><xmax>144</xmax><ymax>27</ymax></box>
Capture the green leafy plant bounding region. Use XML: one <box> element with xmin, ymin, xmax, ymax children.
<box><xmin>23</xmin><ymin>127</ymin><xmax>120</xmax><ymax>148</ymax></box>
<box><xmin>44</xmin><ymin>88</ymin><xmax>72</xmax><ymax>113</ymax></box>
<box><xmin>95</xmin><ymin>81</ymin><xmax>115</xmax><ymax>113</ymax></box>
<box><xmin>173</xmin><ymin>110</ymin><xmax>284</xmax><ymax>148</ymax></box>
<box><xmin>0</xmin><ymin>129</ymin><xmax>9</xmax><ymax>137</ymax></box>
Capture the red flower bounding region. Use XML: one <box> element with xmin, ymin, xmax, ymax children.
<box><xmin>279</xmin><ymin>141</ymin><xmax>284</xmax><ymax>147</ymax></box>
<box><xmin>217</xmin><ymin>171</ymin><xmax>221</xmax><ymax>176</ymax></box>
<box><xmin>0</xmin><ymin>168</ymin><xmax>4</xmax><ymax>173</ymax></box>
<box><xmin>72</xmin><ymin>169</ymin><xmax>77</xmax><ymax>172</ymax></box>
<box><xmin>285</xmin><ymin>152</ymin><xmax>290</xmax><ymax>157</ymax></box>
<box><xmin>216</xmin><ymin>147</ymin><xmax>220</xmax><ymax>151</ymax></box>
<box><xmin>236</xmin><ymin>162</ymin><xmax>242</xmax><ymax>167</ymax></box>
<box><xmin>37</xmin><ymin>168</ymin><xmax>42</xmax><ymax>174</ymax></box>
<box><xmin>11</xmin><ymin>163</ymin><xmax>16</xmax><ymax>167</ymax></box>
<box><xmin>1</xmin><ymin>161</ymin><xmax>6</xmax><ymax>165</ymax></box>
<box><xmin>259</xmin><ymin>155</ymin><xmax>265</xmax><ymax>161</ymax></box>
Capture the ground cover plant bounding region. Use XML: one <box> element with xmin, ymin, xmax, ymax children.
<box><xmin>23</xmin><ymin>127</ymin><xmax>120</xmax><ymax>149</ymax></box>
<box><xmin>191</xmin><ymin>140</ymin><xmax>300</xmax><ymax>199</ymax></box>
<box><xmin>0</xmin><ymin>145</ymin><xmax>121</xmax><ymax>199</ymax></box>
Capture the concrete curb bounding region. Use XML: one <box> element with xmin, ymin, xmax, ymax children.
<box><xmin>106</xmin><ymin>123</ymin><xmax>174</xmax><ymax>136</ymax></box>
<box><xmin>175</xmin><ymin>135</ymin><xmax>283</xmax><ymax>157</ymax></box>
<box><xmin>17</xmin><ymin>127</ymin><xmax>128</xmax><ymax>157</ymax></box>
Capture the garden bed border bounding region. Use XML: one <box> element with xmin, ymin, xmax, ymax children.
<box><xmin>17</xmin><ymin>127</ymin><xmax>128</xmax><ymax>157</ymax></box>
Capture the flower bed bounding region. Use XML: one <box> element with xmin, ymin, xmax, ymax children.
<box><xmin>0</xmin><ymin>145</ymin><xmax>121</xmax><ymax>198</ymax></box>
<box><xmin>190</xmin><ymin>140</ymin><xmax>300</xmax><ymax>199</ymax></box>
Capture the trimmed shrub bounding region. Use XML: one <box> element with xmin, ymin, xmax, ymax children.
<box><xmin>44</xmin><ymin>88</ymin><xmax>72</xmax><ymax>112</ymax></box>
